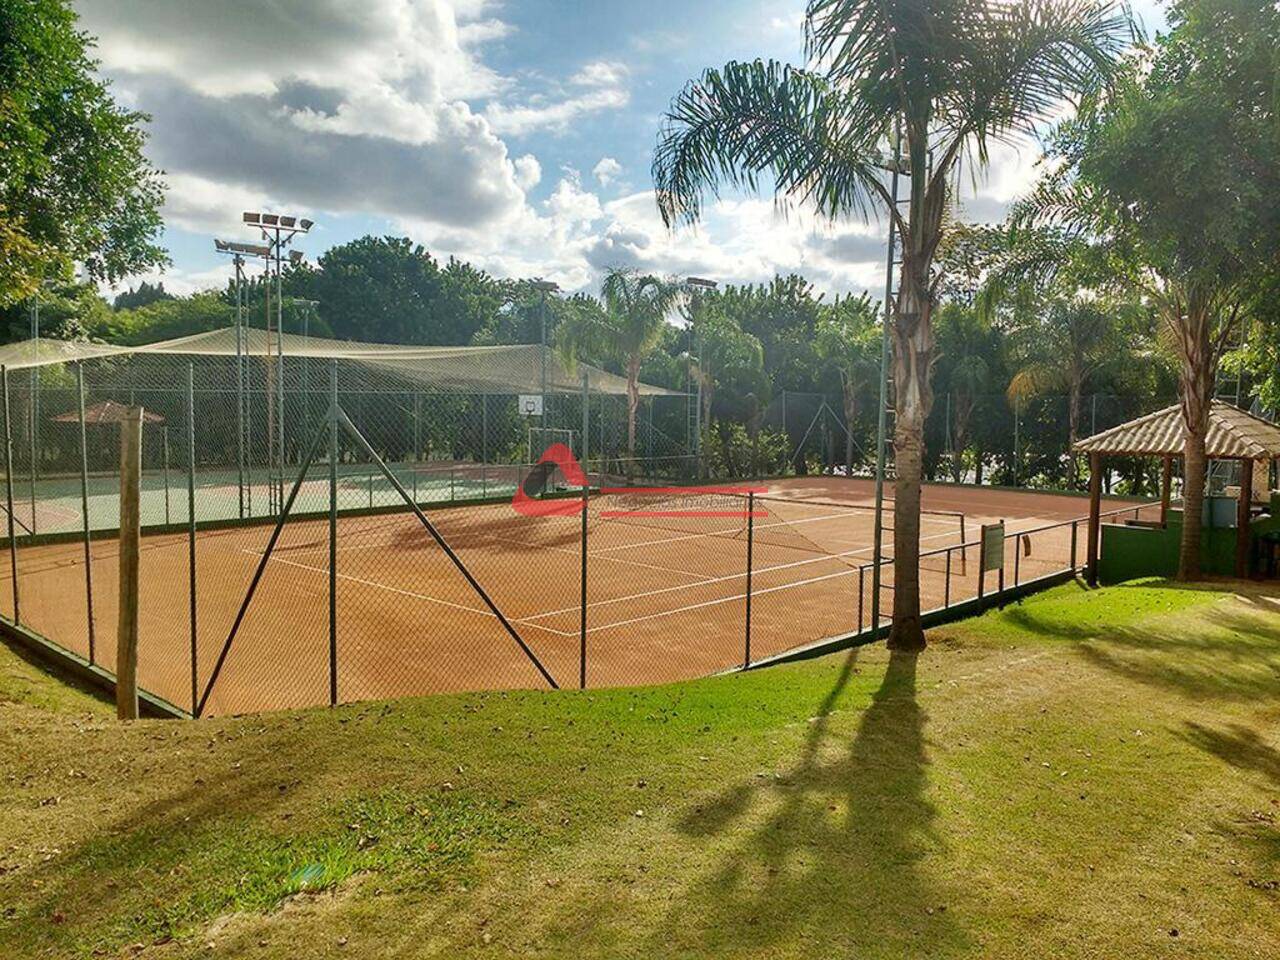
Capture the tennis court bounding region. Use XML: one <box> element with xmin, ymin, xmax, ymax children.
<box><xmin>2</xmin><ymin>472</ymin><xmax>1151</xmax><ymax>716</ymax></box>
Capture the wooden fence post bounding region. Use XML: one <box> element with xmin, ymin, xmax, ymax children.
<box><xmin>117</xmin><ymin>406</ymin><xmax>143</xmax><ymax>720</ymax></box>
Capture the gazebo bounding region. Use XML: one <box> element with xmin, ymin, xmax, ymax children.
<box><xmin>1073</xmin><ymin>400</ymin><xmax>1280</xmax><ymax>584</ymax></box>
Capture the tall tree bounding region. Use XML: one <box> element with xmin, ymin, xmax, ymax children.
<box><xmin>1004</xmin><ymin>298</ymin><xmax>1131</xmax><ymax>486</ymax></box>
<box><xmin>652</xmin><ymin>0</ymin><xmax>1129</xmax><ymax>648</ymax></box>
<box><xmin>931</xmin><ymin>303</ymin><xmax>996</xmax><ymax>483</ymax></box>
<box><xmin>1019</xmin><ymin>0</ymin><xmax>1280</xmax><ymax>577</ymax></box>
<box><xmin>815</xmin><ymin>293</ymin><xmax>881</xmax><ymax>471</ymax></box>
<box><xmin>0</xmin><ymin>0</ymin><xmax>166</xmax><ymax>305</ymax></box>
<box><xmin>556</xmin><ymin>270</ymin><xmax>685</xmax><ymax>461</ymax></box>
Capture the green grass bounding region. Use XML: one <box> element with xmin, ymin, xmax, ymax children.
<box><xmin>1</xmin><ymin>579</ymin><xmax>1277</xmax><ymax>958</ymax></box>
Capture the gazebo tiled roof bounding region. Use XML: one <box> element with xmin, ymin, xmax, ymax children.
<box><xmin>1073</xmin><ymin>400</ymin><xmax>1280</xmax><ymax>460</ymax></box>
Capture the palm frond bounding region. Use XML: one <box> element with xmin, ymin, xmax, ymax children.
<box><xmin>652</xmin><ymin>60</ymin><xmax>893</xmax><ymax>229</ymax></box>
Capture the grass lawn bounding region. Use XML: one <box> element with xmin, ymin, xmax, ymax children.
<box><xmin>1</xmin><ymin>578</ymin><xmax>1278</xmax><ymax>958</ymax></box>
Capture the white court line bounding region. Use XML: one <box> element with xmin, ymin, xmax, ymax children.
<box><xmin>253</xmin><ymin>552</ymin><xmax>579</xmax><ymax>639</ymax></box>
<box><xmin>521</xmin><ymin>525</ymin><xmax>963</xmax><ymax>622</ymax></box>
<box><xmin>590</xmin><ymin>507</ymin><xmax>961</xmax><ymax>555</ymax></box>
<box><xmin>286</xmin><ymin>522</ymin><xmax>720</xmax><ymax>586</ymax></box>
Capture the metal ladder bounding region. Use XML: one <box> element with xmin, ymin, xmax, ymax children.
<box><xmin>869</xmin><ymin>131</ymin><xmax>910</xmax><ymax>633</ymax></box>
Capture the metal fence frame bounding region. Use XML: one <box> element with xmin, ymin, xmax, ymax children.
<box><xmin>0</xmin><ymin>360</ymin><xmax>1162</xmax><ymax>718</ymax></box>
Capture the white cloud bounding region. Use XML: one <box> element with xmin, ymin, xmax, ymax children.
<box><xmin>592</xmin><ymin>157</ymin><xmax>623</xmax><ymax>186</ymax></box>
<box><xmin>75</xmin><ymin>0</ymin><xmax>528</xmax><ymax>230</ymax></box>
<box><xmin>512</xmin><ymin>154</ymin><xmax>542</xmax><ymax>190</ymax></box>
<box><xmin>485</xmin><ymin>86</ymin><xmax>629</xmax><ymax>136</ymax></box>
<box><xmin>570</xmin><ymin>60</ymin><xmax>629</xmax><ymax>88</ymax></box>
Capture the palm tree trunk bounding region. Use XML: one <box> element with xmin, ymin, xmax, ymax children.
<box><xmin>626</xmin><ymin>356</ymin><xmax>641</xmax><ymax>464</ymax></box>
<box><xmin>1177</xmin><ymin>322</ymin><xmax>1214</xmax><ymax>580</ymax></box>
<box><xmin>843</xmin><ymin>376</ymin><xmax>856</xmax><ymax>473</ymax></box>
<box><xmin>888</xmin><ymin>271</ymin><xmax>933</xmax><ymax>652</ymax></box>
<box><xmin>1068</xmin><ymin>378</ymin><xmax>1081</xmax><ymax>488</ymax></box>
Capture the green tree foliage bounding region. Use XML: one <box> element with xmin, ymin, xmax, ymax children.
<box><xmin>112</xmin><ymin>280</ymin><xmax>173</xmax><ymax>311</ymax></box>
<box><xmin>1022</xmin><ymin>0</ymin><xmax>1280</xmax><ymax>577</ymax></box>
<box><xmin>0</xmin><ymin>0</ymin><xmax>167</xmax><ymax>305</ymax></box>
<box><xmin>653</xmin><ymin>0</ymin><xmax>1130</xmax><ymax>648</ymax></box>
<box><xmin>299</xmin><ymin>237</ymin><xmax>508</xmax><ymax>346</ymax></box>
<box><xmin>557</xmin><ymin>269</ymin><xmax>686</xmax><ymax>459</ymax></box>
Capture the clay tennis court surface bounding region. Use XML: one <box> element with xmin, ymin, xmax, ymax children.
<box><xmin>2</xmin><ymin>476</ymin><xmax>1146</xmax><ymax>715</ymax></box>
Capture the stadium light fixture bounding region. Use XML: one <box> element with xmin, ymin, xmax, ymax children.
<box><xmin>243</xmin><ymin>212</ymin><xmax>261</xmax><ymax>224</ymax></box>
<box><xmin>686</xmin><ymin>276</ymin><xmax>718</xmax><ymax>289</ymax></box>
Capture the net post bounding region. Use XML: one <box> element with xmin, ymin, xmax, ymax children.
<box><xmin>1013</xmin><ymin>533</ymin><xmax>1021</xmax><ymax>586</ymax></box>
<box><xmin>744</xmin><ymin>491</ymin><xmax>754</xmax><ymax>668</ymax></box>
<box><xmin>579</xmin><ymin>478</ymin><xmax>588</xmax><ymax>690</ymax></box>
<box><xmin>76</xmin><ymin>364</ymin><xmax>95</xmax><ymax>662</ymax></box>
<box><xmin>2</xmin><ymin>367</ymin><xmax>19</xmax><ymax>625</ymax></box>
<box><xmin>959</xmin><ymin>513</ymin><xmax>967</xmax><ymax>575</ymax></box>
<box><xmin>187</xmin><ymin>364</ymin><xmax>198</xmax><ymax>715</ymax></box>
<box><xmin>329</xmin><ymin>361</ymin><xmax>339</xmax><ymax>707</ymax></box>
<box><xmin>1070</xmin><ymin>520</ymin><xmax>1078</xmax><ymax>572</ymax></box>
<box><xmin>117</xmin><ymin>405</ymin><xmax>143</xmax><ymax>721</ymax></box>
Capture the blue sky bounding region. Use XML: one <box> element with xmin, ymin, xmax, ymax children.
<box><xmin>76</xmin><ymin>0</ymin><xmax>1167</xmax><ymax>300</ymax></box>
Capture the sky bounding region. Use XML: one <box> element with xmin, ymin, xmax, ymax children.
<box><xmin>74</xmin><ymin>0</ymin><xmax>1169</xmax><ymax>301</ymax></box>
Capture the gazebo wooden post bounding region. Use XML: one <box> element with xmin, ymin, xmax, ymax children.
<box><xmin>1086</xmin><ymin>452</ymin><xmax>1103</xmax><ymax>586</ymax></box>
<box><xmin>1235</xmin><ymin>458</ymin><xmax>1253</xmax><ymax>578</ymax></box>
<box><xmin>1160</xmin><ymin>456</ymin><xmax>1173</xmax><ymax>526</ymax></box>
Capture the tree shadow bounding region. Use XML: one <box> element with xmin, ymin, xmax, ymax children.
<box><xmin>1180</xmin><ymin>721</ymin><xmax>1280</xmax><ymax>789</ymax></box>
<box><xmin>1001</xmin><ymin>601</ymin><xmax>1280</xmax><ymax>704</ymax></box>
<box><xmin>644</xmin><ymin>648</ymin><xmax>965</xmax><ymax>955</ymax></box>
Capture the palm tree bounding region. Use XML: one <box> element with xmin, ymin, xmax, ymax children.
<box><xmin>1004</xmin><ymin>298</ymin><xmax>1128</xmax><ymax>486</ymax></box>
<box><xmin>557</xmin><ymin>269</ymin><xmax>685</xmax><ymax>464</ymax></box>
<box><xmin>932</xmin><ymin>303</ymin><xmax>993</xmax><ymax>483</ymax></box>
<box><xmin>652</xmin><ymin>0</ymin><xmax>1129</xmax><ymax>649</ymax></box>
<box><xmin>815</xmin><ymin>293</ymin><xmax>881</xmax><ymax>472</ymax></box>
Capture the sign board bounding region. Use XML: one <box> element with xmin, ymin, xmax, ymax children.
<box><xmin>980</xmin><ymin>522</ymin><xmax>1005</xmax><ymax>573</ymax></box>
<box><xmin>518</xmin><ymin>394</ymin><xmax>543</xmax><ymax>417</ymax></box>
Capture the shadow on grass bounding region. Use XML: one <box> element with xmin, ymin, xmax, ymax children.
<box><xmin>1180</xmin><ymin>721</ymin><xmax>1280</xmax><ymax>789</ymax></box>
<box><xmin>0</xmin><ymin>727</ymin><xmax>328</xmax><ymax>954</ymax></box>
<box><xmin>1001</xmin><ymin>597</ymin><xmax>1280</xmax><ymax>703</ymax></box>
<box><xmin>644</xmin><ymin>649</ymin><xmax>964</xmax><ymax>956</ymax></box>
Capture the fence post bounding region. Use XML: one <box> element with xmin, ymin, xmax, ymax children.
<box><xmin>744</xmin><ymin>491</ymin><xmax>754</xmax><ymax>668</ymax></box>
<box><xmin>2</xmin><ymin>368</ymin><xmax>19</xmax><ymax>625</ymax></box>
<box><xmin>945</xmin><ymin>548</ymin><xmax>952</xmax><ymax>608</ymax></box>
<box><xmin>187</xmin><ymin>365</ymin><xmax>198</xmax><ymax>715</ymax></box>
<box><xmin>329</xmin><ymin>362</ymin><xmax>339</xmax><ymax>707</ymax></box>
<box><xmin>76</xmin><ymin>364</ymin><xmax>95</xmax><ymax>662</ymax></box>
<box><xmin>117</xmin><ymin>406</ymin><xmax>143</xmax><ymax>721</ymax></box>
<box><xmin>580</xmin><ymin>479</ymin><xmax>588</xmax><ymax>689</ymax></box>
<box><xmin>28</xmin><ymin>366</ymin><xmax>37</xmax><ymax>535</ymax></box>
<box><xmin>858</xmin><ymin>564</ymin><xmax>865</xmax><ymax>634</ymax></box>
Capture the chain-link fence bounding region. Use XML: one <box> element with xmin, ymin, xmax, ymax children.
<box><xmin>0</xmin><ymin>330</ymin><xmax>1164</xmax><ymax>717</ymax></box>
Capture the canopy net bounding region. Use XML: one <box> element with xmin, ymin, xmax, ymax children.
<box><xmin>0</xmin><ymin>326</ymin><xmax>692</xmax><ymax>541</ymax></box>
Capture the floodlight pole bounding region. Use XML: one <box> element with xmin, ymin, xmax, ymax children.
<box><xmin>532</xmin><ymin>280</ymin><xmax>558</xmax><ymax>452</ymax></box>
<box><xmin>233</xmin><ymin>254</ymin><xmax>246</xmax><ymax>518</ymax></box>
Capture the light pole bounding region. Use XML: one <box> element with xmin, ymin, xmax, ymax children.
<box><xmin>531</xmin><ymin>280</ymin><xmax>559</xmax><ymax>452</ymax></box>
<box><xmin>240</xmin><ymin>213</ymin><xmax>312</xmax><ymax>513</ymax></box>
<box><xmin>685</xmin><ymin>277</ymin><xmax>718</xmax><ymax>477</ymax></box>
<box><xmin>217</xmin><ymin>239</ymin><xmax>271</xmax><ymax>517</ymax></box>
